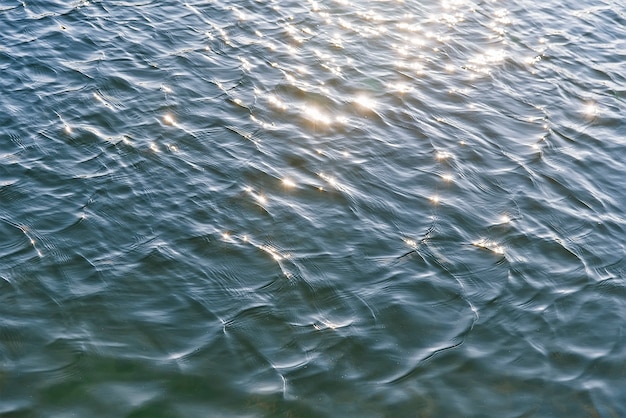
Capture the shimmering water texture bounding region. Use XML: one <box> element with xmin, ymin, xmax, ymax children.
<box><xmin>1</xmin><ymin>0</ymin><xmax>625</xmax><ymax>416</ymax></box>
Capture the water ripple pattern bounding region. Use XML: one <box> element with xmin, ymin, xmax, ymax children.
<box><xmin>1</xmin><ymin>0</ymin><xmax>625</xmax><ymax>416</ymax></box>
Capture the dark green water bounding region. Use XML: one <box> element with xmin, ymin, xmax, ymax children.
<box><xmin>1</xmin><ymin>0</ymin><xmax>625</xmax><ymax>416</ymax></box>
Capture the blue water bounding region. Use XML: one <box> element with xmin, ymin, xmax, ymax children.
<box><xmin>1</xmin><ymin>0</ymin><xmax>625</xmax><ymax>416</ymax></box>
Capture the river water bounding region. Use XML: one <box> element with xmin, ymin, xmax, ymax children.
<box><xmin>1</xmin><ymin>0</ymin><xmax>625</xmax><ymax>416</ymax></box>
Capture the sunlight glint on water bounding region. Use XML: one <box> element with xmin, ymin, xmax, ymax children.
<box><xmin>0</xmin><ymin>0</ymin><xmax>625</xmax><ymax>416</ymax></box>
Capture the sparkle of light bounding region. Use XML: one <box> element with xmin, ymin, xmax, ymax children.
<box><xmin>473</xmin><ymin>239</ymin><xmax>505</xmax><ymax>255</ymax></box>
<box><xmin>305</xmin><ymin>106</ymin><xmax>331</xmax><ymax>125</ymax></box>
<box><xmin>354</xmin><ymin>94</ymin><xmax>377</xmax><ymax>110</ymax></box>
<box><xmin>584</xmin><ymin>102</ymin><xmax>598</xmax><ymax>118</ymax></box>
<box><xmin>163</xmin><ymin>114</ymin><xmax>175</xmax><ymax>125</ymax></box>
<box><xmin>282</xmin><ymin>178</ymin><xmax>296</xmax><ymax>188</ymax></box>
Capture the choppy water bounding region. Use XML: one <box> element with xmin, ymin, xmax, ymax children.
<box><xmin>1</xmin><ymin>0</ymin><xmax>625</xmax><ymax>416</ymax></box>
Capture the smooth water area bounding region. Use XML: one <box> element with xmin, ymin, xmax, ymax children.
<box><xmin>1</xmin><ymin>0</ymin><xmax>625</xmax><ymax>416</ymax></box>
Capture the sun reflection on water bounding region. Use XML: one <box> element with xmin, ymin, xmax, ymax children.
<box><xmin>583</xmin><ymin>102</ymin><xmax>598</xmax><ymax>119</ymax></box>
<box><xmin>187</xmin><ymin>0</ymin><xmax>524</xmax><ymax>293</ymax></box>
<box><xmin>304</xmin><ymin>106</ymin><xmax>331</xmax><ymax>125</ymax></box>
<box><xmin>354</xmin><ymin>94</ymin><xmax>377</xmax><ymax>111</ymax></box>
<box><xmin>282</xmin><ymin>178</ymin><xmax>297</xmax><ymax>188</ymax></box>
<box><xmin>163</xmin><ymin>114</ymin><xmax>175</xmax><ymax>126</ymax></box>
<box><xmin>267</xmin><ymin>95</ymin><xmax>288</xmax><ymax>111</ymax></box>
<box><xmin>472</xmin><ymin>239</ymin><xmax>505</xmax><ymax>255</ymax></box>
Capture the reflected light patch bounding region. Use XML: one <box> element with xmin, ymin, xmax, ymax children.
<box><xmin>230</xmin><ymin>6</ymin><xmax>247</xmax><ymax>20</ymax></box>
<box><xmin>260</xmin><ymin>245</ymin><xmax>284</xmax><ymax>261</ymax></box>
<box><xmin>321</xmin><ymin>63</ymin><xmax>342</xmax><ymax>76</ymax></box>
<box><xmin>403</xmin><ymin>237</ymin><xmax>418</xmax><ymax>248</ymax></box>
<box><xmin>309</xmin><ymin>0</ymin><xmax>321</xmax><ymax>11</ymax></box>
<box><xmin>93</xmin><ymin>92</ymin><xmax>110</xmax><ymax>108</ymax></box>
<box><xmin>524</xmin><ymin>56</ymin><xmax>541</xmax><ymax>65</ymax></box>
<box><xmin>255</xmin><ymin>194</ymin><xmax>267</xmax><ymax>205</ymax></box>
<box><xmin>583</xmin><ymin>102</ymin><xmax>597</xmax><ymax>118</ymax></box>
<box><xmin>395</xmin><ymin>45</ymin><xmax>410</xmax><ymax>56</ymax></box>
<box><xmin>388</xmin><ymin>82</ymin><xmax>413</xmax><ymax>94</ymax></box>
<box><xmin>282</xmin><ymin>178</ymin><xmax>296</xmax><ymax>188</ymax></box>
<box><xmin>407</xmin><ymin>61</ymin><xmax>424</xmax><ymax>74</ymax></box>
<box><xmin>330</xmin><ymin>35</ymin><xmax>343</xmax><ymax>48</ymax></box>
<box><xmin>411</xmin><ymin>37</ymin><xmax>426</xmax><ymax>47</ymax></box>
<box><xmin>268</xmin><ymin>95</ymin><xmax>287</xmax><ymax>110</ymax></box>
<box><xmin>354</xmin><ymin>94</ymin><xmax>377</xmax><ymax>110</ymax></box>
<box><xmin>472</xmin><ymin>239</ymin><xmax>505</xmax><ymax>255</ymax></box>
<box><xmin>244</xmin><ymin>186</ymin><xmax>268</xmax><ymax>204</ymax></box>
<box><xmin>250</xmin><ymin>114</ymin><xmax>273</xmax><ymax>130</ymax></box>
<box><xmin>318</xmin><ymin>172</ymin><xmax>339</xmax><ymax>189</ymax></box>
<box><xmin>305</xmin><ymin>106</ymin><xmax>331</xmax><ymax>125</ymax></box>
<box><xmin>238</xmin><ymin>56</ymin><xmax>253</xmax><ymax>71</ymax></box>
<box><xmin>436</xmin><ymin>151</ymin><xmax>453</xmax><ymax>161</ymax></box>
<box><xmin>163</xmin><ymin>114</ymin><xmax>175</xmax><ymax>125</ymax></box>
<box><xmin>263</xmin><ymin>40</ymin><xmax>278</xmax><ymax>51</ymax></box>
<box><xmin>313</xmin><ymin>319</ymin><xmax>351</xmax><ymax>331</ymax></box>
<box><xmin>296</xmin><ymin>65</ymin><xmax>310</xmax><ymax>75</ymax></box>
<box><xmin>338</xmin><ymin>18</ymin><xmax>354</xmax><ymax>31</ymax></box>
<box><xmin>470</xmin><ymin>49</ymin><xmax>506</xmax><ymax>66</ymax></box>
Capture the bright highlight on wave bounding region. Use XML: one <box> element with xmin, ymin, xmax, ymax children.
<box><xmin>268</xmin><ymin>95</ymin><xmax>288</xmax><ymax>110</ymax></box>
<box><xmin>354</xmin><ymin>94</ymin><xmax>377</xmax><ymax>110</ymax></box>
<box><xmin>583</xmin><ymin>102</ymin><xmax>598</xmax><ymax>118</ymax></box>
<box><xmin>282</xmin><ymin>178</ymin><xmax>297</xmax><ymax>188</ymax></box>
<box><xmin>472</xmin><ymin>239</ymin><xmax>505</xmax><ymax>255</ymax></box>
<box><xmin>244</xmin><ymin>186</ymin><xmax>268</xmax><ymax>205</ymax></box>
<box><xmin>403</xmin><ymin>237</ymin><xmax>418</xmax><ymax>249</ymax></box>
<box><xmin>318</xmin><ymin>172</ymin><xmax>343</xmax><ymax>190</ymax></box>
<box><xmin>305</xmin><ymin>106</ymin><xmax>331</xmax><ymax>125</ymax></box>
<box><xmin>163</xmin><ymin>114</ymin><xmax>175</xmax><ymax>125</ymax></box>
<box><xmin>260</xmin><ymin>244</ymin><xmax>284</xmax><ymax>261</ymax></box>
<box><xmin>436</xmin><ymin>151</ymin><xmax>453</xmax><ymax>161</ymax></box>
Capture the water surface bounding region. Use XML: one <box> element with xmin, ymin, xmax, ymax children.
<box><xmin>1</xmin><ymin>0</ymin><xmax>625</xmax><ymax>416</ymax></box>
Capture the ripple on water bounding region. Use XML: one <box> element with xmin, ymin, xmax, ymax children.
<box><xmin>1</xmin><ymin>0</ymin><xmax>626</xmax><ymax>416</ymax></box>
